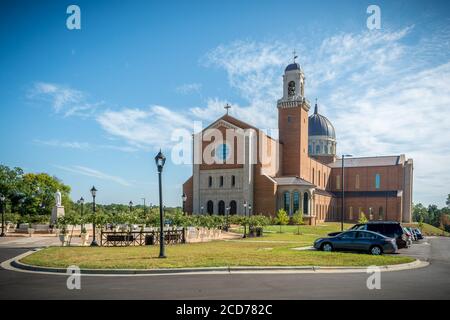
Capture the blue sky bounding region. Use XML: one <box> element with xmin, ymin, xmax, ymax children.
<box><xmin>1</xmin><ymin>0</ymin><xmax>449</xmax><ymax>207</ymax></box>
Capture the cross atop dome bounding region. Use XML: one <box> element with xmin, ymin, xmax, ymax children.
<box><xmin>292</xmin><ymin>49</ymin><xmax>298</xmax><ymax>63</ymax></box>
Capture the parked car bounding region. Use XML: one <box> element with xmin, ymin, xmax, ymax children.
<box><xmin>403</xmin><ymin>227</ymin><xmax>413</xmax><ymax>247</ymax></box>
<box><xmin>328</xmin><ymin>221</ymin><xmax>408</xmax><ymax>249</ymax></box>
<box><xmin>413</xmin><ymin>228</ymin><xmax>424</xmax><ymax>240</ymax></box>
<box><xmin>407</xmin><ymin>227</ymin><xmax>418</xmax><ymax>241</ymax></box>
<box><xmin>314</xmin><ymin>230</ymin><xmax>398</xmax><ymax>255</ymax></box>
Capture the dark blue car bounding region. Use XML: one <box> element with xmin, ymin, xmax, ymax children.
<box><xmin>314</xmin><ymin>230</ymin><xmax>398</xmax><ymax>255</ymax></box>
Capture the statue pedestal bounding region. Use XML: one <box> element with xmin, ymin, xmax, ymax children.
<box><xmin>51</xmin><ymin>206</ymin><xmax>65</xmax><ymax>225</ymax></box>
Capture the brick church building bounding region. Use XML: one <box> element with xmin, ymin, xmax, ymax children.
<box><xmin>182</xmin><ymin>61</ymin><xmax>413</xmax><ymax>224</ymax></box>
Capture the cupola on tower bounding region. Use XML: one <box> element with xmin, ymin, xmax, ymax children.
<box><xmin>308</xmin><ymin>101</ymin><xmax>337</xmax><ymax>164</ymax></box>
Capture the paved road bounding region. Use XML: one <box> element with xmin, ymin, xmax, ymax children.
<box><xmin>0</xmin><ymin>237</ymin><xmax>449</xmax><ymax>300</ymax></box>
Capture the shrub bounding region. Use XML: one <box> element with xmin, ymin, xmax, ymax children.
<box><xmin>358</xmin><ymin>212</ymin><xmax>368</xmax><ymax>224</ymax></box>
<box><xmin>275</xmin><ymin>209</ymin><xmax>289</xmax><ymax>233</ymax></box>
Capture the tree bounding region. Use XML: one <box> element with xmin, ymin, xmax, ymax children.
<box><xmin>275</xmin><ymin>209</ymin><xmax>289</xmax><ymax>233</ymax></box>
<box><xmin>446</xmin><ymin>194</ymin><xmax>450</xmax><ymax>209</ymax></box>
<box><xmin>358</xmin><ymin>212</ymin><xmax>368</xmax><ymax>224</ymax></box>
<box><xmin>292</xmin><ymin>210</ymin><xmax>304</xmax><ymax>235</ymax></box>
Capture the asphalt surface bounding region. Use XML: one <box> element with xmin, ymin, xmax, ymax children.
<box><xmin>0</xmin><ymin>237</ymin><xmax>449</xmax><ymax>300</ymax></box>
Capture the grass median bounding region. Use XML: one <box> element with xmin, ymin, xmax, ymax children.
<box><xmin>21</xmin><ymin>222</ymin><xmax>414</xmax><ymax>269</ymax></box>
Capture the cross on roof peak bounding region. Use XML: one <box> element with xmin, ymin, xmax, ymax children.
<box><xmin>224</xmin><ymin>103</ymin><xmax>231</xmax><ymax>115</ymax></box>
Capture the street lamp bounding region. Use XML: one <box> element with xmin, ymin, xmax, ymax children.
<box><xmin>79</xmin><ymin>197</ymin><xmax>84</xmax><ymax>233</ymax></box>
<box><xmin>90</xmin><ymin>186</ymin><xmax>98</xmax><ymax>246</ymax></box>
<box><xmin>155</xmin><ymin>149</ymin><xmax>166</xmax><ymax>258</ymax></box>
<box><xmin>200</xmin><ymin>206</ymin><xmax>204</xmax><ymax>215</ymax></box>
<box><xmin>0</xmin><ymin>194</ymin><xmax>6</xmax><ymax>237</ymax></box>
<box><xmin>243</xmin><ymin>201</ymin><xmax>247</xmax><ymax>238</ymax></box>
<box><xmin>182</xmin><ymin>193</ymin><xmax>187</xmax><ymax>214</ymax></box>
<box><xmin>341</xmin><ymin>154</ymin><xmax>353</xmax><ymax>232</ymax></box>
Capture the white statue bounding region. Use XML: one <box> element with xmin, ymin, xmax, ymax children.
<box><xmin>55</xmin><ymin>190</ymin><xmax>62</xmax><ymax>207</ymax></box>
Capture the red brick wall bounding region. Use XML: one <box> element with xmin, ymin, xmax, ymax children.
<box><xmin>182</xmin><ymin>176</ymin><xmax>193</xmax><ymax>214</ymax></box>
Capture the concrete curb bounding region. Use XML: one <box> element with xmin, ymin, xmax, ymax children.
<box><xmin>0</xmin><ymin>249</ymin><xmax>430</xmax><ymax>277</ymax></box>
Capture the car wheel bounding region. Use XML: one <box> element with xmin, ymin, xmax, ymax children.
<box><xmin>370</xmin><ymin>246</ymin><xmax>382</xmax><ymax>255</ymax></box>
<box><xmin>322</xmin><ymin>243</ymin><xmax>333</xmax><ymax>252</ymax></box>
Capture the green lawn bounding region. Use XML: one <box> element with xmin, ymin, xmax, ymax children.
<box><xmin>22</xmin><ymin>222</ymin><xmax>414</xmax><ymax>269</ymax></box>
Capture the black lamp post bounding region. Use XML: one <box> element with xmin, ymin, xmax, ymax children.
<box><xmin>90</xmin><ymin>186</ymin><xmax>98</xmax><ymax>246</ymax></box>
<box><xmin>200</xmin><ymin>206</ymin><xmax>204</xmax><ymax>215</ymax></box>
<box><xmin>182</xmin><ymin>193</ymin><xmax>187</xmax><ymax>214</ymax></box>
<box><xmin>129</xmin><ymin>200</ymin><xmax>133</xmax><ymax>213</ymax></box>
<box><xmin>79</xmin><ymin>197</ymin><xmax>84</xmax><ymax>232</ymax></box>
<box><xmin>341</xmin><ymin>154</ymin><xmax>352</xmax><ymax>231</ymax></box>
<box><xmin>0</xmin><ymin>194</ymin><xmax>6</xmax><ymax>237</ymax></box>
<box><xmin>243</xmin><ymin>201</ymin><xmax>247</xmax><ymax>238</ymax></box>
<box><xmin>155</xmin><ymin>149</ymin><xmax>166</xmax><ymax>258</ymax></box>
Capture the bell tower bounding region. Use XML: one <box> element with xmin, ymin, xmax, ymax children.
<box><xmin>277</xmin><ymin>57</ymin><xmax>311</xmax><ymax>179</ymax></box>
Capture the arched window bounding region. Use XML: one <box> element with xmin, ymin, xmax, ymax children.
<box><xmin>318</xmin><ymin>170</ymin><xmax>321</xmax><ymax>187</ymax></box>
<box><xmin>349</xmin><ymin>206</ymin><xmax>353</xmax><ymax>221</ymax></box>
<box><xmin>231</xmin><ymin>175</ymin><xmax>236</xmax><ymax>187</ymax></box>
<box><xmin>283</xmin><ymin>192</ymin><xmax>290</xmax><ymax>213</ymax></box>
<box><xmin>208</xmin><ymin>176</ymin><xmax>212</xmax><ymax>188</ymax></box>
<box><xmin>293</xmin><ymin>192</ymin><xmax>300</xmax><ymax>214</ymax></box>
<box><xmin>303</xmin><ymin>192</ymin><xmax>309</xmax><ymax>214</ymax></box>
<box><xmin>378</xmin><ymin>206</ymin><xmax>384</xmax><ymax>220</ymax></box>
<box><xmin>355</xmin><ymin>174</ymin><xmax>360</xmax><ymax>189</ymax></box>
<box><xmin>336</xmin><ymin>175</ymin><xmax>341</xmax><ymax>189</ymax></box>
<box><xmin>316</xmin><ymin>145</ymin><xmax>320</xmax><ymax>154</ymax></box>
<box><xmin>375</xmin><ymin>174</ymin><xmax>381</xmax><ymax>189</ymax></box>
<box><xmin>207</xmin><ymin>200</ymin><xmax>214</xmax><ymax>215</ymax></box>
<box><xmin>229</xmin><ymin>201</ymin><xmax>237</xmax><ymax>215</ymax></box>
<box><xmin>218</xmin><ymin>200</ymin><xmax>225</xmax><ymax>215</ymax></box>
<box><xmin>219</xmin><ymin>176</ymin><xmax>224</xmax><ymax>187</ymax></box>
<box><xmin>288</xmin><ymin>81</ymin><xmax>296</xmax><ymax>96</ymax></box>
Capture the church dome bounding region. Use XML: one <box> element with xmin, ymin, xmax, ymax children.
<box><xmin>285</xmin><ymin>62</ymin><xmax>301</xmax><ymax>72</ymax></box>
<box><xmin>308</xmin><ymin>103</ymin><xmax>335</xmax><ymax>139</ymax></box>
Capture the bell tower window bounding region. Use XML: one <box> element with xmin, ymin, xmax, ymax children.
<box><xmin>288</xmin><ymin>81</ymin><xmax>296</xmax><ymax>97</ymax></box>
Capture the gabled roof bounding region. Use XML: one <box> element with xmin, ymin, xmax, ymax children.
<box><xmin>328</xmin><ymin>155</ymin><xmax>403</xmax><ymax>168</ymax></box>
<box><xmin>203</xmin><ymin>114</ymin><xmax>276</xmax><ymax>141</ymax></box>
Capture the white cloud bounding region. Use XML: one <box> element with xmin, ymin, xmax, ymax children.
<box><xmin>34</xmin><ymin>139</ymin><xmax>90</xmax><ymax>150</ymax></box>
<box><xmin>55</xmin><ymin>165</ymin><xmax>131</xmax><ymax>187</ymax></box>
<box><xmin>176</xmin><ymin>83</ymin><xmax>202</xmax><ymax>94</ymax></box>
<box><xmin>28</xmin><ymin>82</ymin><xmax>101</xmax><ymax>117</ymax></box>
<box><xmin>194</xmin><ymin>28</ymin><xmax>450</xmax><ymax>206</ymax></box>
<box><xmin>96</xmin><ymin>105</ymin><xmax>195</xmax><ymax>149</ymax></box>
